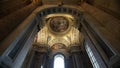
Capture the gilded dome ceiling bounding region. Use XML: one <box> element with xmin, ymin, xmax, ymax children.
<box><xmin>37</xmin><ymin>14</ymin><xmax>84</xmax><ymax>47</ymax></box>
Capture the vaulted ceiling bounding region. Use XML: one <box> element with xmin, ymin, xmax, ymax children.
<box><xmin>0</xmin><ymin>0</ymin><xmax>120</xmax><ymax>52</ymax></box>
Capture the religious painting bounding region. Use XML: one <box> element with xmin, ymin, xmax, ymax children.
<box><xmin>50</xmin><ymin>16</ymin><xmax>69</xmax><ymax>32</ymax></box>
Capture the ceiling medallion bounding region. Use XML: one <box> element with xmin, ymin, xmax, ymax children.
<box><xmin>49</xmin><ymin>16</ymin><xmax>70</xmax><ymax>34</ymax></box>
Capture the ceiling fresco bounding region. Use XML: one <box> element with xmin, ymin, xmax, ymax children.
<box><xmin>50</xmin><ymin>16</ymin><xmax>69</xmax><ymax>32</ymax></box>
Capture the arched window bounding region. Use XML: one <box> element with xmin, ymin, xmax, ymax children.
<box><xmin>54</xmin><ymin>54</ymin><xmax>65</xmax><ymax>68</ymax></box>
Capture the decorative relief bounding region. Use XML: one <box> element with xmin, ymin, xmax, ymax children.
<box><xmin>71</xmin><ymin>27</ymin><xmax>80</xmax><ymax>44</ymax></box>
<box><xmin>37</xmin><ymin>26</ymin><xmax>48</xmax><ymax>44</ymax></box>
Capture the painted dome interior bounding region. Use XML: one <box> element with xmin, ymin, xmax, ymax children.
<box><xmin>49</xmin><ymin>16</ymin><xmax>69</xmax><ymax>32</ymax></box>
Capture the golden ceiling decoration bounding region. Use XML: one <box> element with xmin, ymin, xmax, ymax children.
<box><xmin>36</xmin><ymin>13</ymin><xmax>84</xmax><ymax>47</ymax></box>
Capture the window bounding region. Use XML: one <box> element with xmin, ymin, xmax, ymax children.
<box><xmin>85</xmin><ymin>44</ymin><xmax>100</xmax><ymax>68</ymax></box>
<box><xmin>54</xmin><ymin>54</ymin><xmax>65</xmax><ymax>68</ymax></box>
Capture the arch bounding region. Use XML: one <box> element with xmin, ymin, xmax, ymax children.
<box><xmin>53</xmin><ymin>54</ymin><xmax>65</xmax><ymax>68</ymax></box>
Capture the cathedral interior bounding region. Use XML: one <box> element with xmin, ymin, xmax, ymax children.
<box><xmin>0</xmin><ymin>0</ymin><xmax>120</xmax><ymax>68</ymax></box>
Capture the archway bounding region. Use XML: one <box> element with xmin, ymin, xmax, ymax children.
<box><xmin>54</xmin><ymin>54</ymin><xmax>65</xmax><ymax>68</ymax></box>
